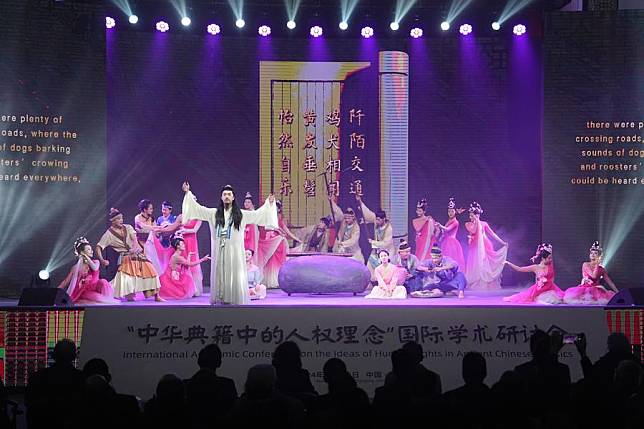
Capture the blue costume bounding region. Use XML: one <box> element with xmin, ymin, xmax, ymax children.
<box><xmin>420</xmin><ymin>255</ymin><xmax>466</xmax><ymax>293</ymax></box>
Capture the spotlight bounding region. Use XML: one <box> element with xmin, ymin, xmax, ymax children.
<box><xmin>105</xmin><ymin>17</ymin><xmax>115</xmax><ymax>29</ymax></box>
<box><xmin>410</xmin><ymin>27</ymin><xmax>423</xmax><ymax>38</ymax></box>
<box><xmin>361</xmin><ymin>26</ymin><xmax>374</xmax><ymax>38</ymax></box>
<box><xmin>207</xmin><ymin>23</ymin><xmax>221</xmax><ymax>35</ymax></box>
<box><xmin>38</xmin><ymin>270</ymin><xmax>50</xmax><ymax>281</ymax></box>
<box><xmin>236</xmin><ymin>18</ymin><xmax>245</xmax><ymax>28</ymax></box>
<box><xmin>31</xmin><ymin>269</ymin><xmax>51</xmax><ymax>287</ymax></box>
<box><xmin>513</xmin><ymin>24</ymin><xmax>526</xmax><ymax>36</ymax></box>
<box><xmin>181</xmin><ymin>17</ymin><xmax>191</xmax><ymax>27</ymax></box>
<box><xmin>128</xmin><ymin>15</ymin><xmax>139</xmax><ymax>24</ymax></box>
<box><xmin>258</xmin><ymin>25</ymin><xmax>271</xmax><ymax>37</ymax></box>
<box><xmin>459</xmin><ymin>23</ymin><xmax>472</xmax><ymax>35</ymax></box>
<box><xmin>310</xmin><ymin>25</ymin><xmax>323</xmax><ymax>37</ymax></box>
<box><xmin>390</xmin><ymin>22</ymin><xmax>399</xmax><ymax>31</ymax></box>
<box><xmin>287</xmin><ymin>20</ymin><xmax>296</xmax><ymax>29</ymax></box>
<box><xmin>440</xmin><ymin>21</ymin><xmax>450</xmax><ymax>31</ymax></box>
<box><xmin>339</xmin><ymin>21</ymin><xmax>348</xmax><ymax>31</ymax></box>
<box><xmin>156</xmin><ymin>21</ymin><xmax>169</xmax><ymax>32</ymax></box>
<box><xmin>491</xmin><ymin>21</ymin><xmax>501</xmax><ymax>31</ymax></box>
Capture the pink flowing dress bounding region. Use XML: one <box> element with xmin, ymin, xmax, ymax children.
<box><xmin>63</xmin><ymin>261</ymin><xmax>115</xmax><ymax>304</ymax></box>
<box><xmin>465</xmin><ymin>220</ymin><xmax>507</xmax><ymax>290</ymax></box>
<box><xmin>257</xmin><ymin>217</ymin><xmax>288</xmax><ymax>289</ymax></box>
<box><xmin>563</xmin><ymin>264</ymin><xmax>615</xmax><ymax>305</ymax></box>
<box><xmin>504</xmin><ymin>263</ymin><xmax>564</xmax><ymax>304</ymax></box>
<box><xmin>159</xmin><ymin>258</ymin><xmax>195</xmax><ymax>300</ymax></box>
<box><xmin>181</xmin><ymin>219</ymin><xmax>203</xmax><ymax>296</ymax></box>
<box><xmin>440</xmin><ymin>218</ymin><xmax>466</xmax><ymax>270</ymax></box>
<box><xmin>244</xmin><ymin>223</ymin><xmax>259</xmax><ymax>264</ymax></box>
<box><xmin>414</xmin><ymin>216</ymin><xmax>436</xmax><ymax>261</ymax></box>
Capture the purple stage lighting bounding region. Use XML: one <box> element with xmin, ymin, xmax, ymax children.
<box><xmin>207</xmin><ymin>24</ymin><xmax>220</xmax><ymax>35</ymax></box>
<box><xmin>459</xmin><ymin>24</ymin><xmax>472</xmax><ymax>35</ymax></box>
<box><xmin>361</xmin><ymin>26</ymin><xmax>374</xmax><ymax>38</ymax></box>
<box><xmin>258</xmin><ymin>25</ymin><xmax>271</xmax><ymax>36</ymax></box>
<box><xmin>310</xmin><ymin>25</ymin><xmax>323</xmax><ymax>37</ymax></box>
<box><xmin>156</xmin><ymin>21</ymin><xmax>169</xmax><ymax>33</ymax></box>
<box><xmin>410</xmin><ymin>27</ymin><xmax>423</xmax><ymax>38</ymax></box>
<box><xmin>105</xmin><ymin>17</ymin><xmax>115</xmax><ymax>29</ymax></box>
<box><xmin>513</xmin><ymin>24</ymin><xmax>526</xmax><ymax>36</ymax></box>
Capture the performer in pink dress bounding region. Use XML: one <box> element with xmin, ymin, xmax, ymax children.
<box><xmin>413</xmin><ymin>198</ymin><xmax>438</xmax><ymax>262</ymax></box>
<box><xmin>437</xmin><ymin>197</ymin><xmax>466</xmax><ymax>270</ymax></box>
<box><xmin>503</xmin><ymin>243</ymin><xmax>564</xmax><ymax>304</ymax></box>
<box><xmin>159</xmin><ymin>237</ymin><xmax>210</xmax><ymax>300</ymax></box>
<box><xmin>58</xmin><ymin>237</ymin><xmax>117</xmax><ymax>304</ymax></box>
<box><xmin>134</xmin><ymin>199</ymin><xmax>172</xmax><ymax>276</ymax></box>
<box><xmin>563</xmin><ymin>241</ymin><xmax>618</xmax><ymax>305</ymax></box>
<box><xmin>464</xmin><ymin>202</ymin><xmax>508</xmax><ymax>290</ymax></box>
<box><xmin>365</xmin><ymin>249</ymin><xmax>408</xmax><ymax>299</ymax></box>
<box><xmin>257</xmin><ymin>200</ymin><xmax>300</xmax><ymax>289</ymax></box>
<box><xmin>177</xmin><ymin>216</ymin><xmax>204</xmax><ymax>296</ymax></box>
<box><xmin>243</xmin><ymin>192</ymin><xmax>259</xmax><ymax>265</ymax></box>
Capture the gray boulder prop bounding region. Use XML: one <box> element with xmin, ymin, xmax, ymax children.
<box><xmin>278</xmin><ymin>255</ymin><xmax>370</xmax><ymax>295</ymax></box>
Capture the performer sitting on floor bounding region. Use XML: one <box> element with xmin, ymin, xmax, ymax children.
<box><xmin>365</xmin><ymin>249</ymin><xmax>407</xmax><ymax>299</ymax></box>
<box><xmin>356</xmin><ymin>194</ymin><xmax>396</xmax><ymax>278</ymax></box>
<box><xmin>397</xmin><ymin>240</ymin><xmax>422</xmax><ymax>293</ymax></box>
<box><xmin>295</xmin><ymin>216</ymin><xmax>331</xmax><ymax>253</ymax></box>
<box><xmin>503</xmin><ymin>243</ymin><xmax>564</xmax><ymax>304</ymax></box>
<box><xmin>96</xmin><ymin>208</ymin><xmax>163</xmax><ymax>301</ymax></box>
<box><xmin>411</xmin><ymin>246</ymin><xmax>467</xmax><ymax>299</ymax></box>
<box><xmin>246</xmin><ymin>249</ymin><xmax>267</xmax><ymax>300</ymax></box>
<box><xmin>159</xmin><ymin>236</ymin><xmax>210</xmax><ymax>300</ymax></box>
<box><xmin>58</xmin><ymin>237</ymin><xmax>117</xmax><ymax>304</ymax></box>
<box><xmin>330</xmin><ymin>196</ymin><xmax>363</xmax><ymax>262</ymax></box>
<box><xmin>563</xmin><ymin>241</ymin><xmax>618</xmax><ymax>305</ymax></box>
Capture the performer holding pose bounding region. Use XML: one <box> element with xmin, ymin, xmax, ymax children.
<box><xmin>563</xmin><ymin>241</ymin><xmax>618</xmax><ymax>305</ymax></box>
<box><xmin>330</xmin><ymin>197</ymin><xmax>363</xmax><ymax>262</ymax></box>
<box><xmin>411</xmin><ymin>246</ymin><xmax>467</xmax><ymax>299</ymax></box>
<box><xmin>58</xmin><ymin>237</ymin><xmax>116</xmax><ymax>304</ymax></box>
<box><xmin>159</xmin><ymin>237</ymin><xmax>210</xmax><ymax>300</ymax></box>
<box><xmin>96</xmin><ymin>208</ymin><xmax>163</xmax><ymax>301</ymax></box>
<box><xmin>437</xmin><ymin>198</ymin><xmax>466</xmax><ymax>270</ymax></box>
<box><xmin>176</xmin><ymin>215</ymin><xmax>204</xmax><ymax>296</ymax></box>
<box><xmin>503</xmin><ymin>243</ymin><xmax>564</xmax><ymax>304</ymax></box>
<box><xmin>181</xmin><ymin>182</ymin><xmax>277</xmax><ymax>305</ymax></box>
<box><xmin>356</xmin><ymin>195</ymin><xmax>395</xmax><ymax>278</ymax></box>
<box><xmin>156</xmin><ymin>201</ymin><xmax>179</xmax><ymax>248</ymax></box>
<box><xmin>413</xmin><ymin>198</ymin><xmax>438</xmax><ymax>262</ymax></box>
<box><xmin>243</xmin><ymin>193</ymin><xmax>259</xmax><ymax>264</ymax></box>
<box><xmin>464</xmin><ymin>202</ymin><xmax>508</xmax><ymax>290</ymax></box>
<box><xmin>397</xmin><ymin>240</ymin><xmax>422</xmax><ymax>293</ymax></box>
<box><xmin>135</xmin><ymin>199</ymin><xmax>171</xmax><ymax>275</ymax></box>
<box><xmin>365</xmin><ymin>249</ymin><xmax>407</xmax><ymax>299</ymax></box>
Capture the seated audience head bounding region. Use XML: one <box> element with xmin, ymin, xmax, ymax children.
<box><xmin>607</xmin><ymin>332</ymin><xmax>631</xmax><ymax>354</ymax></box>
<box><xmin>52</xmin><ymin>339</ymin><xmax>77</xmax><ymax>365</ymax></box>
<box><xmin>155</xmin><ymin>374</ymin><xmax>185</xmax><ymax>403</ymax></box>
<box><xmin>462</xmin><ymin>352</ymin><xmax>487</xmax><ymax>385</ymax></box>
<box><xmin>245</xmin><ymin>364</ymin><xmax>277</xmax><ymax>398</ymax></box>
<box><xmin>402</xmin><ymin>341</ymin><xmax>424</xmax><ymax>365</ymax></box>
<box><xmin>391</xmin><ymin>348</ymin><xmax>414</xmax><ymax>378</ymax></box>
<box><xmin>529</xmin><ymin>329</ymin><xmax>551</xmax><ymax>360</ymax></box>
<box><xmin>614</xmin><ymin>360</ymin><xmax>642</xmax><ymax>394</ymax></box>
<box><xmin>83</xmin><ymin>358</ymin><xmax>111</xmax><ymax>382</ymax></box>
<box><xmin>197</xmin><ymin>344</ymin><xmax>222</xmax><ymax>371</ymax></box>
<box><xmin>323</xmin><ymin>358</ymin><xmax>348</xmax><ymax>384</ymax></box>
<box><xmin>272</xmin><ymin>341</ymin><xmax>302</xmax><ymax>372</ymax></box>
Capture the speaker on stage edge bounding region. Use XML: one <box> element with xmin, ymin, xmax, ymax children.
<box><xmin>18</xmin><ymin>288</ymin><xmax>74</xmax><ymax>307</ymax></box>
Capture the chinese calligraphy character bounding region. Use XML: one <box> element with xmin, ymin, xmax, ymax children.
<box><xmin>280</xmin><ymin>176</ymin><xmax>293</xmax><ymax>196</ymax></box>
<box><xmin>261</xmin><ymin>326</ymin><xmax>284</xmax><ymax>344</ymax></box>
<box><xmin>420</xmin><ymin>326</ymin><xmax>444</xmax><ymax>344</ymax></box>
<box><xmin>398</xmin><ymin>325</ymin><xmax>419</xmax><ymax>343</ymax></box>
<box><xmin>349</xmin><ymin>180</ymin><xmax>363</xmax><ymax>197</ymax></box>
<box><xmin>133</xmin><ymin>324</ymin><xmax>159</xmax><ymax>344</ymax></box>
<box><xmin>447</xmin><ymin>324</ymin><xmax>469</xmax><ymax>344</ymax></box>
<box><xmin>302</xmin><ymin>109</ymin><xmax>316</xmax><ymax>127</ymax></box>
<box><xmin>284</xmin><ymin>328</ymin><xmax>311</xmax><ymax>342</ymax></box>
<box><xmin>325</xmin><ymin>159</ymin><xmax>341</xmax><ymax>173</ymax></box>
<box><xmin>281</xmin><ymin>156</ymin><xmax>291</xmax><ymax>173</ymax></box>
<box><xmin>472</xmin><ymin>324</ymin><xmax>493</xmax><ymax>344</ymax></box>
<box><xmin>278</xmin><ymin>132</ymin><xmax>294</xmax><ymax>149</ymax></box>
<box><xmin>349</xmin><ymin>108</ymin><xmax>365</xmax><ymax>125</ymax></box>
<box><xmin>328</xmin><ymin>180</ymin><xmax>340</xmax><ymax>197</ymax></box>
<box><xmin>350</xmin><ymin>156</ymin><xmax>364</xmax><ymax>172</ymax></box>
<box><xmin>237</xmin><ymin>325</ymin><xmax>258</xmax><ymax>345</ymax></box>
<box><xmin>302</xmin><ymin>155</ymin><xmax>318</xmax><ymax>172</ymax></box>
<box><xmin>184</xmin><ymin>325</ymin><xmax>209</xmax><ymax>345</ymax></box>
<box><xmin>303</xmin><ymin>179</ymin><xmax>316</xmax><ymax>197</ymax></box>
<box><xmin>335</xmin><ymin>326</ymin><xmax>359</xmax><ymax>344</ymax></box>
<box><xmin>325</xmin><ymin>109</ymin><xmax>340</xmax><ymax>127</ymax></box>
<box><xmin>278</xmin><ymin>109</ymin><xmax>294</xmax><ymax>124</ymax></box>
<box><xmin>326</xmin><ymin>134</ymin><xmax>339</xmax><ymax>150</ymax></box>
<box><xmin>304</xmin><ymin>132</ymin><xmax>317</xmax><ymax>150</ymax></box>
<box><xmin>160</xmin><ymin>325</ymin><xmax>183</xmax><ymax>344</ymax></box>
<box><xmin>496</xmin><ymin>325</ymin><xmax>529</xmax><ymax>344</ymax></box>
<box><xmin>350</xmin><ymin>133</ymin><xmax>365</xmax><ymax>149</ymax></box>
<box><xmin>363</xmin><ymin>325</ymin><xmax>390</xmax><ymax>345</ymax></box>
<box><xmin>311</xmin><ymin>326</ymin><xmax>337</xmax><ymax>344</ymax></box>
<box><xmin>211</xmin><ymin>325</ymin><xmax>233</xmax><ymax>344</ymax></box>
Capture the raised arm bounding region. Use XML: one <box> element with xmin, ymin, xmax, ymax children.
<box><xmin>484</xmin><ymin>223</ymin><xmax>507</xmax><ymax>246</ymax></box>
<box><xmin>174</xmin><ymin>253</ymin><xmax>210</xmax><ymax>267</ymax></box>
<box><xmin>357</xmin><ymin>196</ymin><xmax>376</xmax><ymax>224</ymax></box>
<box><xmin>504</xmin><ymin>261</ymin><xmax>537</xmax><ymax>273</ymax></box>
<box><xmin>134</xmin><ymin>215</ymin><xmax>158</xmax><ymax>234</ymax></box>
<box><xmin>182</xmin><ymin>190</ymin><xmax>217</xmax><ymax>223</ymax></box>
<box><xmin>242</xmin><ymin>196</ymin><xmax>278</xmax><ymax>228</ymax></box>
<box><xmin>329</xmin><ymin>197</ymin><xmax>343</xmax><ymax>222</ymax></box>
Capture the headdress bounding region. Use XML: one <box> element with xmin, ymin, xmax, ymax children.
<box><xmin>73</xmin><ymin>236</ymin><xmax>90</xmax><ymax>256</ymax></box>
<box><xmin>108</xmin><ymin>207</ymin><xmax>122</xmax><ymax>221</ymax></box>
<box><xmin>590</xmin><ymin>241</ymin><xmax>603</xmax><ymax>253</ymax></box>
<box><xmin>244</xmin><ymin>192</ymin><xmax>253</xmax><ymax>200</ymax></box>
<box><xmin>320</xmin><ymin>216</ymin><xmax>331</xmax><ymax>227</ymax></box>
<box><xmin>375</xmin><ymin>210</ymin><xmax>387</xmax><ymax>220</ymax></box>
<box><xmin>430</xmin><ymin>246</ymin><xmax>442</xmax><ymax>256</ymax></box>
<box><xmin>531</xmin><ymin>242</ymin><xmax>553</xmax><ymax>262</ymax></box>
<box><xmin>344</xmin><ymin>207</ymin><xmax>355</xmax><ymax>215</ymax></box>
<box><xmin>468</xmin><ymin>202</ymin><xmax>483</xmax><ymax>215</ymax></box>
<box><xmin>417</xmin><ymin>198</ymin><xmax>427</xmax><ymax>210</ymax></box>
<box><xmin>161</xmin><ymin>201</ymin><xmax>173</xmax><ymax>209</ymax></box>
<box><xmin>221</xmin><ymin>184</ymin><xmax>235</xmax><ymax>193</ymax></box>
<box><xmin>399</xmin><ymin>240</ymin><xmax>411</xmax><ymax>251</ymax></box>
<box><xmin>448</xmin><ymin>197</ymin><xmax>456</xmax><ymax>210</ymax></box>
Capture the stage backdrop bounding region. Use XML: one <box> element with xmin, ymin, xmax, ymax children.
<box><xmin>543</xmin><ymin>11</ymin><xmax>644</xmax><ymax>287</ymax></box>
<box><xmin>0</xmin><ymin>1</ymin><xmax>106</xmax><ymax>296</ymax></box>
<box><xmin>106</xmin><ymin>31</ymin><xmax>542</xmax><ymax>288</ymax></box>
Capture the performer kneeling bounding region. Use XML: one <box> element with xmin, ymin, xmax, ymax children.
<box><xmin>58</xmin><ymin>237</ymin><xmax>117</xmax><ymax>304</ymax></box>
<box><xmin>159</xmin><ymin>237</ymin><xmax>210</xmax><ymax>300</ymax></box>
<box><xmin>397</xmin><ymin>240</ymin><xmax>422</xmax><ymax>293</ymax></box>
<box><xmin>365</xmin><ymin>249</ymin><xmax>407</xmax><ymax>299</ymax></box>
<box><xmin>96</xmin><ymin>208</ymin><xmax>163</xmax><ymax>302</ymax></box>
<box><xmin>411</xmin><ymin>246</ymin><xmax>466</xmax><ymax>299</ymax></box>
<box><xmin>563</xmin><ymin>241</ymin><xmax>617</xmax><ymax>305</ymax></box>
<box><xmin>246</xmin><ymin>249</ymin><xmax>267</xmax><ymax>300</ymax></box>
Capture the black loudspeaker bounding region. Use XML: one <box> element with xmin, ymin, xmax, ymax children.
<box><xmin>18</xmin><ymin>288</ymin><xmax>73</xmax><ymax>307</ymax></box>
<box><xmin>607</xmin><ymin>288</ymin><xmax>644</xmax><ymax>306</ymax></box>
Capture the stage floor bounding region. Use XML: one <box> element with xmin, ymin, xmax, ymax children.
<box><xmin>0</xmin><ymin>288</ymin><xmax>615</xmax><ymax>308</ymax></box>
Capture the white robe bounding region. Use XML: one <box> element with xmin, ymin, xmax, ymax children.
<box><xmin>182</xmin><ymin>191</ymin><xmax>278</xmax><ymax>305</ymax></box>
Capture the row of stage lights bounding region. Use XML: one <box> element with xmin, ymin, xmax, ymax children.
<box><xmin>105</xmin><ymin>16</ymin><xmax>528</xmax><ymax>37</ymax></box>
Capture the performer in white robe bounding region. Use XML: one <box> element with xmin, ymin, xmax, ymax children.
<box><xmin>181</xmin><ymin>182</ymin><xmax>277</xmax><ymax>305</ymax></box>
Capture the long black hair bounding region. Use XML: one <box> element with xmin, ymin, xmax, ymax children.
<box><xmin>215</xmin><ymin>185</ymin><xmax>243</xmax><ymax>230</ymax></box>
